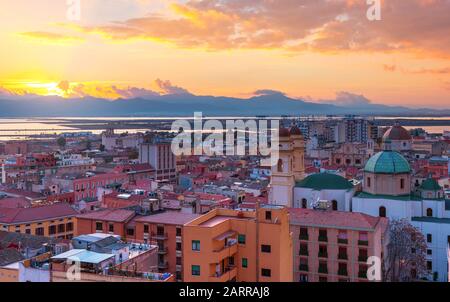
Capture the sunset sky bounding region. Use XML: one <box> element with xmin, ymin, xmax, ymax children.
<box><xmin>0</xmin><ymin>0</ymin><xmax>449</xmax><ymax>108</ymax></box>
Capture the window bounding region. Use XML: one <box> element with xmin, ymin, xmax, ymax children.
<box><xmin>108</xmin><ymin>224</ymin><xmax>114</xmax><ymax>233</ymax></box>
<box><xmin>299</xmin><ymin>228</ymin><xmax>308</xmax><ymax>240</ymax></box>
<box><xmin>338</xmin><ymin>263</ymin><xmax>348</xmax><ymax>276</ymax></box>
<box><xmin>338</xmin><ymin>247</ymin><xmax>348</xmax><ymax>260</ymax></box>
<box><xmin>57</xmin><ymin>224</ymin><xmax>65</xmax><ymax>233</ymax></box>
<box><xmin>277</xmin><ymin>159</ymin><xmax>283</xmax><ymax>172</ymax></box>
<box><xmin>332</xmin><ymin>200</ymin><xmax>338</xmax><ymax>211</ymax></box>
<box><xmin>426</xmin><ymin>208</ymin><xmax>433</xmax><ymax>217</ymax></box>
<box><xmin>192</xmin><ymin>240</ymin><xmax>200</xmax><ymax>251</ymax></box>
<box><xmin>379</xmin><ymin>206</ymin><xmax>386</xmax><ymax>217</ymax></box>
<box><xmin>242</xmin><ymin>258</ymin><xmax>248</xmax><ymax>268</ymax></box>
<box><xmin>299</xmin><ymin>243</ymin><xmax>308</xmax><ymax>256</ymax></box>
<box><xmin>238</xmin><ymin>234</ymin><xmax>246</xmax><ymax>244</ymax></box>
<box><xmin>301</xmin><ymin>199</ymin><xmax>307</xmax><ymax>209</ymax></box>
<box><xmin>427</xmin><ymin>261</ymin><xmax>432</xmax><ymax>271</ymax></box>
<box><xmin>261</xmin><ymin>245</ymin><xmax>271</xmax><ymax>253</ymax></box>
<box><xmin>35</xmin><ymin>227</ymin><xmax>44</xmax><ymax>236</ymax></box>
<box><xmin>66</xmin><ymin>223</ymin><xmax>73</xmax><ymax>232</ymax></box>
<box><xmin>265</xmin><ymin>211</ymin><xmax>272</xmax><ymax>220</ymax></box>
<box><xmin>367</xmin><ymin>177</ymin><xmax>371</xmax><ymax>188</ymax></box>
<box><xmin>338</xmin><ymin>230</ymin><xmax>348</xmax><ymax>244</ymax></box>
<box><xmin>157</xmin><ymin>226</ymin><xmax>165</xmax><ymax>236</ymax></box>
<box><xmin>318</xmin><ymin>245</ymin><xmax>328</xmax><ymax>258</ymax></box>
<box><xmin>48</xmin><ymin>225</ymin><xmax>56</xmax><ymax>235</ymax></box>
<box><xmin>358</xmin><ymin>232</ymin><xmax>369</xmax><ymax>245</ymax></box>
<box><xmin>96</xmin><ymin>222</ymin><xmax>103</xmax><ymax>231</ymax></box>
<box><xmin>318</xmin><ymin>261</ymin><xmax>328</xmax><ymax>274</ymax></box>
<box><xmin>318</xmin><ymin>229</ymin><xmax>328</xmax><ymax>242</ymax></box>
<box><xmin>176</xmin><ymin>257</ymin><xmax>182</xmax><ymax>265</ymax></box>
<box><xmin>176</xmin><ymin>227</ymin><xmax>182</xmax><ymax>237</ymax></box>
<box><xmin>143</xmin><ymin>224</ymin><xmax>149</xmax><ymax>234</ymax></box>
<box><xmin>191</xmin><ymin>265</ymin><xmax>200</xmax><ymax>276</ymax></box>
<box><xmin>427</xmin><ymin>234</ymin><xmax>432</xmax><ymax>243</ymax></box>
<box><xmin>261</xmin><ymin>268</ymin><xmax>271</xmax><ymax>277</ymax></box>
<box><xmin>176</xmin><ymin>242</ymin><xmax>182</xmax><ymax>251</ymax></box>
<box><xmin>427</xmin><ymin>249</ymin><xmax>432</xmax><ymax>255</ymax></box>
<box><xmin>359</xmin><ymin>249</ymin><xmax>368</xmax><ymax>262</ymax></box>
<box><xmin>400</xmin><ymin>178</ymin><xmax>405</xmax><ymax>189</ymax></box>
<box><xmin>127</xmin><ymin>228</ymin><xmax>134</xmax><ymax>236</ymax></box>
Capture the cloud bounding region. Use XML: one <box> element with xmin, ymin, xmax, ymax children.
<box><xmin>383</xmin><ymin>64</ymin><xmax>397</xmax><ymax>72</ymax></box>
<box><xmin>111</xmin><ymin>85</ymin><xmax>159</xmax><ymax>99</ymax></box>
<box><xmin>65</xmin><ymin>0</ymin><xmax>450</xmax><ymax>56</ymax></box>
<box><xmin>253</xmin><ymin>89</ymin><xmax>285</xmax><ymax>97</ymax></box>
<box><xmin>316</xmin><ymin>91</ymin><xmax>373</xmax><ymax>107</ymax></box>
<box><xmin>407</xmin><ymin>67</ymin><xmax>450</xmax><ymax>74</ymax></box>
<box><xmin>154</xmin><ymin>79</ymin><xmax>190</xmax><ymax>95</ymax></box>
<box><xmin>20</xmin><ymin>31</ymin><xmax>84</xmax><ymax>43</ymax></box>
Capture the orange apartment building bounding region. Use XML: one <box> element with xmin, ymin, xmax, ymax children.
<box><xmin>0</xmin><ymin>203</ymin><xmax>78</xmax><ymax>239</ymax></box>
<box><xmin>133</xmin><ymin>212</ymin><xmax>200</xmax><ymax>281</ymax></box>
<box><xmin>182</xmin><ymin>205</ymin><xmax>293</xmax><ymax>282</ymax></box>
<box><xmin>289</xmin><ymin>208</ymin><xmax>387</xmax><ymax>282</ymax></box>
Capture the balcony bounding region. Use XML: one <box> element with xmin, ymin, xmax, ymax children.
<box><xmin>158</xmin><ymin>247</ymin><xmax>168</xmax><ymax>254</ymax></box>
<box><xmin>338</xmin><ymin>253</ymin><xmax>348</xmax><ymax>260</ymax></box>
<box><xmin>158</xmin><ymin>261</ymin><xmax>169</xmax><ymax>269</ymax></box>
<box><xmin>358</xmin><ymin>240</ymin><xmax>369</xmax><ymax>246</ymax></box>
<box><xmin>299</xmin><ymin>264</ymin><xmax>309</xmax><ymax>272</ymax></box>
<box><xmin>209</xmin><ymin>266</ymin><xmax>237</xmax><ymax>282</ymax></box>
<box><xmin>212</xmin><ymin>242</ymin><xmax>238</xmax><ymax>263</ymax></box>
<box><xmin>152</xmin><ymin>232</ymin><xmax>168</xmax><ymax>240</ymax></box>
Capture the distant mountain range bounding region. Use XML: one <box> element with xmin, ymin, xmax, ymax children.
<box><xmin>0</xmin><ymin>92</ymin><xmax>449</xmax><ymax>117</ymax></box>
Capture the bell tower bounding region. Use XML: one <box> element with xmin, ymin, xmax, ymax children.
<box><xmin>290</xmin><ymin>125</ymin><xmax>305</xmax><ymax>182</ymax></box>
<box><xmin>269</xmin><ymin>127</ymin><xmax>296</xmax><ymax>207</ymax></box>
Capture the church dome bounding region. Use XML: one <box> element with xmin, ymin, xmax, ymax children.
<box><xmin>279</xmin><ymin>127</ymin><xmax>290</xmax><ymax>137</ymax></box>
<box><xmin>364</xmin><ymin>151</ymin><xmax>411</xmax><ymax>174</ymax></box>
<box><xmin>420</xmin><ymin>177</ymin><xmax>442</xmax><ymax>191</ymax></box>
<box><xmin>295</xmin><ymin>173</ymin><xmax>353</xmax><ymax>190</ymax></box>
<box><xmin>289</xmin><ymin>125</ymin><xmax>302</xmax><ymax>136</ymax></box>
<box><xmin>383</xmin><ymin>124</ymin><xmax>411</xmax><ymax>141</ymax></box>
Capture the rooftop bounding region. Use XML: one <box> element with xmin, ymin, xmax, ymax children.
<box><xmin>134</xmin><ymin>212</ymin><xmax>200</xmax><ymax>225</ymax></box>
<box><xmin>0</xmin><ymin>203</ymin><xmax>77</xmax><ymax>224</ymax></box>
<box><xmin>51</xmin><ymin>249</ymin><xmax>115</xmax><ymax>264</ymax></box>
<box><xmin>289</xmin><ymin>208</ymin><xmax>385</xmax><ymax>231</ymax></box>
<box><xmin>295</xmin><ymin>173</ymin><xmax>353</xmax><ymax>191</ymax></box>
<box><xmin>76</xmin><ymin>209</ymin><xmax>135</xmax><ymax>223</ymax></box>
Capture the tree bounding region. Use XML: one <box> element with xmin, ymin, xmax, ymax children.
<box><xmin>383</xmin><ymin>219</ymin><xmax>427</xmax><ymax>282</ymax></box>
<box><xmin>57</xmin><ymin>137</ymin><xmax>66</xmax><ymax>150</ymax></box>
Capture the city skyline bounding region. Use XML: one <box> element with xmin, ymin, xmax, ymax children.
<box><xmin>0</xmin><ymin>0</ymin><xmax>450</xmax><ymax>108</ymax></box>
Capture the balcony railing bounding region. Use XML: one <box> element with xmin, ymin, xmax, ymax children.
<box><xmin>338</xmin><ymin>253</ymin><xmax>348</xmax><ymax>260</ymax></box>
<box><xmin>158</xmin><ymin>247</ymin><xmax>168</xmax><ymax>254</ymax></box>
<box><xmin>299</xmin><ymin>234</ymin><xmax>309</xmax><ymax>241</ymax></box>
<box><xmin>337</xmin><ymin>238</ymin><xmax>348</xmax><ymax>244</ymax></box>
<box><xmin>299</xmin><ymin>249</ymin><xmax>308</xmax><ymax>256</ymax></box>
<box><xmin>152</xmin><ymin>232</ymin><xmax>168</xmax><ymax>240</ymax></box>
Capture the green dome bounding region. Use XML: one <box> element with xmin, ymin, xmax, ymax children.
<box><xmin>296</xmin><ymin>173</ymin><xmax>353</xmax><ymax>190</ymax></box>
<box><xmin>364</xmin><ymin>151</ymin><xmax>411</xmax><ymax>174</ymax></box>
<box><xmin>420</xmin><ymin>178</ymin><xmax>442</xmax><ymax>191</ymax></box>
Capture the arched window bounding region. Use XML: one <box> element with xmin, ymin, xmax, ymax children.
<box><xmin>426</xmin><ymin>208</ymin><xmax>433</xmax><ymax>217</ymax></box>
<box><xmin>302</xmin><ymin>199</ymin><xmax>307</xmax><ymax>209</ymax></box>
<box><xmin>277</xmin><ymin>159</ymin><xmax>283</xmax><ymax>173</ymax></box>
<box><xmin>332</xmin><ymin>200</ymin><xmax>338</xmax><ymax>211</ymax></box>
<box><xmin>400</xmin><ymin>179</ymin><xmax>405</xmax><ymax>190</ymax></box>
<box><xmin>379</xmin><ymin>206</ymin><xmax>386</xmax><ymax>217</ymax></box>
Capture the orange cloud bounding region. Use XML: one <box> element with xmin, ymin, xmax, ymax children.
<box><xmin>20</xmin><ymin>31</ymin><xmax>84</xmax><ymax>44</ymax></box>
<box><xmin>63</xmin><ymin>0</ymin><xmax>450</xmax><ymax>56</ymax></box>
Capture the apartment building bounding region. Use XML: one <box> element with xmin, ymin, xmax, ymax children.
<box><xmin>133</xmin><ymin>212</ymin><xmax>200</xmax><ymax>281</ymax></box>
<box><xmin>0</xmin><ymin>203</ymin><xmax>77</xmax><ymax>239</ymax></box>
<box><xmin>289</xmin><ymin>208</ymin><xmax>387</xmax><ymax>282</ymax></box>
<box><xmin>182</xmin><ymin>205</ymin><xmax>293</xmax><ymax>282</ymax></box>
